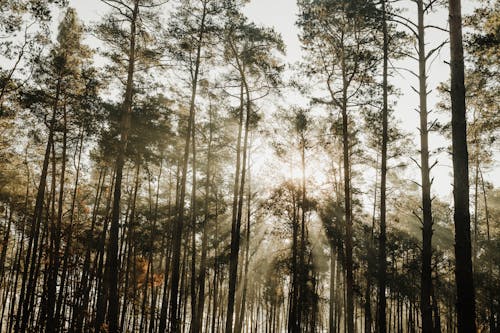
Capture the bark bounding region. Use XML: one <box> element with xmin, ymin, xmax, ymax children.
<box><xmin>15</xmin><ymin>75</ymin><xmax>60</xmax><ymax>333</ymax></box>
<box><xmin>329</xmin><ymin>247</ymin><xmax>336</xmax><ymax>333</ymax></box>
<box><xmin>158</xmin><ymin>165</ymin><xmax>177</xmax><ymax>333</ymax></box>
<box><xmin>70</xmin><ymin>167</ymin><xmax>106</xmax><ymax>333</ymax></box>
<box><xmin>448</xmin><ymin>0</ymin><xmax>477</xmax><ymax>331</ymax></box>
<box><xmin>0</xmin><ymin>205</ymin><xmax>13</xmax><ymax>283</ymax></box>
<box><xmin>46</xmin><ymin>101</ymin><xmax>68</xmax><ymax>333</ymax></box>
<box><xmin>169</xmin><ymin>3</ymin><xmax>207</xmax><ymax>331</ymax></box>
<box><xmin>55</xmin><ymin>129</ymin><xmax>84</xmax><ymax>331</ymax></box>
<box><xmin>341</xmin><ymin>50</ymin><xmax>355</xmax><ymax>333</ymax></box>
<box><xmin>190</xmin><ymin>117</ymin><xmax>197</xmax><ymax>332</ymax></box>
<box><xmin>194</xmin><ymin>103</ymin><xmax>214</xmax><ymax>333</ymax></box>
<box><xmin>226</xmin><ymin>64</ymin><xmax>252</xmax><ymax>333</ymax></box>
<box><xmin>235</xmin><ymin>160</ymin><xmax>252</xmax><ymax>333</ymax></box>
<box><xmin>289</xmin><ymin>188</ymin><xmax>299</xmax><ymax>333</ymax></box>
<box><xmin>377</xmin><ymin>1</ymin><xmax>389</xmax><ymax>332</ymax></box>
<box><xmin>416</xmin><ymin>2</ymin><xmax>435</xmax><ymax>332</ymax></box>
<box><xmin>95</xmin><ymin>168</ymin><xmax>117</xmax><ymax>332</ymax></box>
<box><xmin>149</xmin><ymin>159</ymin><xmax>163</xmax><ymax>333</ymax></box>
<box><xmin>211</xmin><ymin>193</ymin><xmax>220</xmax><ymax>333</ymax></box>
<box><xmin>225</xmin><ymin>77</ymin><xmax>245</xmax><ymax>333</ymax></box>
<box><xmin>105</xmin><ymin>2</ymin><xmax>139</xmax><ymax>332</ymax></box>
<box><xmin>298</xmin><ymin>129</ymin><xmax>307</xmax><ymax>332</ymax></box>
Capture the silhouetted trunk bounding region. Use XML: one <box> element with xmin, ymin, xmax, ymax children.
<box><xmin>169</xmin><ymin>3</ymin><xmax>207</xmax><ymax>331</ymax></box>
<box><xmin>298</xmin><ymin>129</ymin><xmax>307</xmax><ymax>331</ymax></box>
<box><xmin>226</xmin><ymin>62</ymin><xmax>251</xmax><ymax>333</ymax></box>
<box><xmin>0</xmin><ymin>205</ymin><xmax>13</xmax><ymax>283</ymax></box>
<box><xmin>158</xmin><ymin>163</ymin><xmax>178</xmax><ymax>333</ymax></box>
<box><xmin>194</xmin><ymin>103</ymin><xmax>214</xmax><ymax>333</ymax></box>
<box><xmin>289</xmin><ymin>188</ymin><xmax>299</xmax><ymax>333</ymax></box>
<box><xmin>479</xmin><ymin>167</ymin><xmax>495</xmax><ymax>332</ymax></box>
<box><xmin>105</xmin><ymin>2</ymin><xmax>139</xmax><ymax>332</ymax></box>
<box><xmin>95</xmin><ymin>169</ymin><xmax>116</xmax><ymax>332</ymax></box>
<box><xmin>448</xmin><ymin>0</ymin><xmax>476</xmax><ymax>331</ymax></box>
<box><xmin>46</xmin><ymin>101</ymin><xmax>68</xmax><ymax>333</ymax></box>
<box><xmin>341</xmin><ymin>50</ymin><xmax>355</xmax><ymax>333</ymax></box>
<box><xmin>148</xmin><ymin>158</ymin><xmax>162</xmax><ymax>333</ymax></box>
<box><xmin>71</xmin><ymin>167</ymin><xmax>106</xmax><ymax>333</ymax></box>
<box><xmin>15</xmin><ymin>76</ymin><xmax>60</xmax><ymax>333</ymax></box>
<box><xmin>377</xmin><ymin>1</ymin><xmax>389</xmax><ymax>332</ymax></box>
<box><xmin>235</xmin><ymin>162</ymin><xmax>252</xmax><ymax>333</ymax></box>
<box><xmin>55</xmin><ymin>129</ymin><xmax>84</xmax><ymax>330</ymax></box>
<box><xmin>225</xmin><ymin>38</ymin><xmax>244</xmax><ymax>332</ymax></box>
<box><xmin>415</xmin><ymin>2</ymin><xmax>435</xmax><ymax>333</ymax></box>
<box><xmin>190</xmin><ymin>115</ymin><xmax>197</xmax><ymax>332</ymax></box>
<box><xmin>211</xmin><ymin>193</ymin><xmax>220</xmax><ymax>333</ymax></box>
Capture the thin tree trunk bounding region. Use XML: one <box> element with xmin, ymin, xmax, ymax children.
<box><xmin>149</xmin><ymin>158</ymin><xmax>163</xmax><ymax>333</ymax></box>
<box><xmin>169</xmin><ymin>4</ymin><xmax>207</xmax><ymax>331</ymax></box>
<box><xmin>55</xmin><ymin>128</ymin><xmax>84</xmax><ymax>331</ymax></box>
<box><xmin>190</xmin><ymin>115</ymin><xmax>198</xmax><ymax>332</ymax></box>
<box><xmin>105</xmin><ymin>2</ymin><xmax>139</xmax><ymax>332</ymax></box>
<box><xmin>377</xmin><ymin>1</ymin><xmax>389</xmax><ymax>332</ymax></box>
<box><xmin>235</xmin><ymin>157</ymin><xmax>252</xmax><ymax>333</ymax></box>
<box><xmin>416</xmin><ymin>2</ymin><xmax>434</xmax><ymax>332</ymax></box>
<box><xmin>70</xmin><ymin>167</ymin><xmax>106</xmax><ymax>333</ymax></box>
<box><xmin>225</xmin><ymin>75</ymin><xmax>245</xmax><ymax>333</ymax></box>
<box><xmin>15</xmin><ymin>75</ymin><xmax>60</xmax><ymax>333</ymax></box>
<box><xmin>341</xmin><ymin>53</ymin><xmax>355</xmax><ymax>333</ymax></box>
<box><xmin>194</xmin><ymin>102</ymin><xmax>214</xmax><ymax>333</ymax></box>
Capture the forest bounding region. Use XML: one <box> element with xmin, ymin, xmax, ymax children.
<box><xmin>0</xmin><ymin>0</ymin><xmax>498</xmax><ymax>332</ymax></box>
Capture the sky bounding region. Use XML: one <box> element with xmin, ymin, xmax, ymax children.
<box><xmin>63</xmin><ymin>0</ymin><xmax>499</xmax><ymax>199</ymax></box>
<box><xmin>244</xmin><ymin>0</ymin><xmax>499</xmax><ymax>199</ymax></box>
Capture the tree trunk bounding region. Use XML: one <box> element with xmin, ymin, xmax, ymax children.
<box><xmin>105</xmin><ymin>2</ymin><xmax>139</xmax><ymax>332</ymax></box>
<box><xmin>15</xmin><ymin>75</ymin><xmax>60</xmax><ymax>333</ymax></box>
<box><xmin>195</xmin><ymin>102</ymin><xmax>214</xmax><ymax>333</ymax></box>
<box><xmin>225</xmin><ymin>76</ymin><xmax>245</xmax><ymax>333</ymax></box>
<box><xmin>169</xmin><ymin>3</ymin><xmax>207</xmax><ymax>331</ymax></box>
<box><xmin>341</xmin><ymin>52</ymin><xmax>355</xmax><ymax>333</ymax></box>
<box><xmin>377</xmin><ymin>1</ymin><xmax>389</xmax><ymax>332</ymax></box>
<box><xmin>190</xmin><ymin>115</ymin><xmax>198</xmax><ymax>332</ymax></box>
<box><xmin>448</xmin><ymin>0</ymin><xmax>477</xmax><ymax>331</ymax></box>
<box><xmin>235</xmin><ymin>160</ymin><xmax>252</xmax><ymax>333</ymax></box>
<box><xmin>55</xmin><ymin>128</ymin><xmax>84</xmax><ymax>331</ymax></box>
<box><xmin>416</xmin><ymin>2</ymin><xmax>435</xmax><ymax>332</ymax></box>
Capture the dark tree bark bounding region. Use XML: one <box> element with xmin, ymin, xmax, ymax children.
<box><xmin>448</xmin><ymin>0</ymin><xmax>477</xmax><ymax>331</ymax></box>
<box><xmin>55</xmin><ymin>129</ymin><xmax>84</xmax><ymax>330</ymax></box>
<box><xmin>169</xmin><ymin>3</ymin><xmax>207</xmax><ymax>331</ymax></box>
<box><xmin>341</xmin><ymin>55</ymin><xmax>355</xmax><ymax>333</ymax></box>
<box><xmin>377</xmin><ymin>1</ymin><xmax>389</xmax><ymax>332</ymax></box>
<box><xmin>416</xmin><ymin>2</ymin><xmax>435</xmax><ymax>332</ymax></box>
<box><xmin>194</xmin><ymin>102</ymin><xmax>214</xmax><ymax>333</ymax></box>
<box><xmin>235</xmin><ymin>155</ymin><xmax>252</xmax><ymax>333</ymax></box>
<box><xmin>226</xmin><ymin>66</ymin><xmax>251</xmax><ymax>333</ymax></box>
<box><xmin>105</xmin><ymin>2</ymin><xmax>139</xmax><ymax>332</ymax></box>
<box><xmin>15</xmin><ymin>76</ymin><xmax>60</xmax><ymax>333</ymax></box>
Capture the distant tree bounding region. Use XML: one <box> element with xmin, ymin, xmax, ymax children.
<box><xmin>297</xmin><ymin>1</ymin><xmax>379</xmax><ymax>331</ymax></box>
<box><xmin>222</xmin><ymin>11</ymin><xmax>284</xmax><ymax>332</ymax></box>
<box><xmin>0</xmin><ymin>0</ymin><xmax>68</xmax><ymax>115</ymax></box>
<box><xmin>95</xmin><ymin>1</ymin><xmax>165</xmax><ymax>332</ymax></box>
<box><xmin>12</xmin><ymin>7</ymin><xmax>93</xmax><ymax>333</ymax></box>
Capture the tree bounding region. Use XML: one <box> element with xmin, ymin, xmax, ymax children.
<box><xmin>161</xmin><ymin>1</ymin><xmax>227</xmax><ymax>331</ymax></box>
<box><xmin>13</xmin><ymin>7</ymin><xmax>93</xmax><ymax>333</ymax></box>
<box><xmin>0</xmin><ymin>0</ymin><xmax>67</xmax><ymax>115</ymax></box>
<box><xmin>96</xmin><ymin>1</ymin><xmax>165</xmax><ymax>331</ymax></box>
<box><xmin>448</xmin><ymin>0</ymin><xmax>477</xmax><ymax>331</ymax></box>
<box><xmin>377</xmin><ymin>1</ymin><xmax>389</xmax><ymax>331</ymax></box>
<box><xmin>222</xmin><ymin>12</ymin><xmax>283</xmax><ymax>332</ymax></box>
<box><xmin>297</xmin><ymin>1</ymin><xmax>378</xmax><ymax>331</ymax></box>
